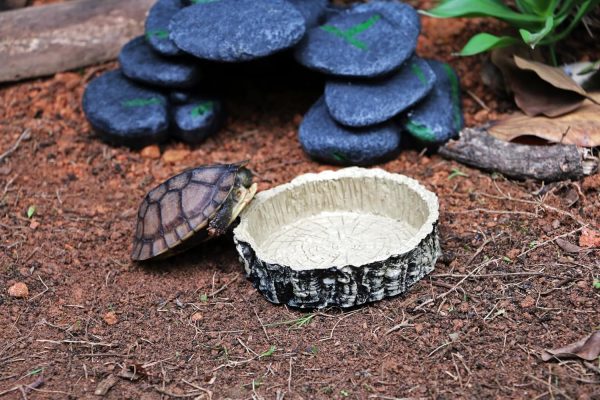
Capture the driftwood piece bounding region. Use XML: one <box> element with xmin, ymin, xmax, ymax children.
<box><xmin>0</xmin><ymin>0</ymin><xmax>155</xmax><ymax>83</ymax></box>
<box><xmin>439</xmin><ymin>128</ymin><xmax>597</xmax><ymax>182</ymax></box>
<box><xmin>0</xmin><ymin>0</ymin><xmax>29</xmax><ymax>12</ymax></box>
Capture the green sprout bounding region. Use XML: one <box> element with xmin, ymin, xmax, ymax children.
<box><xmin>260</xmin><ymin>345</ymin><xmax>276</xmax><ymax>358</ymax></box>
<box><xmin>264</xmin><ymin>313</ymin><xmax>316</xmax><ymax>329</ymax></box>
<box><xmin>27</xmin><ymin>205</ymin><xmax>36</xmax><ymax>219</ymax></box>
<box><xmin>448</xmin><ymin>168</ymin><xmax>469</xmax><ymax>179</ymax></box>
<box><xmin>593</xmin><ymin>279</ymin><xmax>600</xmax><ymax>289</ymax></box>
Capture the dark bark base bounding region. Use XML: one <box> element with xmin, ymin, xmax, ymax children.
<box><xmin>234</xmin><ymin>225</ymin><xmax>441</xmax><ymax>309</ymax></box>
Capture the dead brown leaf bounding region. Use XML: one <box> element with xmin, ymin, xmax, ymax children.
<box><xmin>555</xmin><ymin>238</ymin><xmax>583</xmax><ymax>253</ymax></box>
<box><xmin>490</xmin><ymin>49</ymin><xmax>593</xmax><ymax>117</ymax></box>
<box><xmin>489</xmin><ymin>101</ymin><xmax>600</xmax><ymax>147</ymax></box>
<box><xmin>94</xmin><ymin>375</ymin><xmax>119</xmax><ymax>396</ymax></box>
<box><xmin>514</xmin><ymin>56</ymin><xmax>589</xmax><ymax>97</ymax></box>
<box><xmin>541</xmin><ymin>331</ymin><xmax>600</xmax><ymax>361</ymax></box>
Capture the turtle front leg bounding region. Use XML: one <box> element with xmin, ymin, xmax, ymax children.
<box><xmin>208</xmin><ymin>198</ymin><xmax>233</xmax><ymax>237</ymax></box>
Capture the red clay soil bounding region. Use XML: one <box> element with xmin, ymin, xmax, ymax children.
<box><xmin>1</xmin><ymin>1</ymin><xmax>599</xmax><ymax>399</ymax></box>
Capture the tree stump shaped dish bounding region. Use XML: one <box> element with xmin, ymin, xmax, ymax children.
<box><xmin>233</xmin><ymin>167</ymin><xmax>440</xmax><ymax>308</ymax></box>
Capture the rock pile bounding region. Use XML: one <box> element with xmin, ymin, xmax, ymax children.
<box><xmin>82</xmin><ymin>0</ymin><xmax>463</xmax><ymax>165</ymax></box>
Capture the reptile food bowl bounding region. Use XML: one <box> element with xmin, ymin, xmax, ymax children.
<box><xmin>233</xmin><ymin>167</ymin><xmax>440</xmax><ymax>308</ymax></box>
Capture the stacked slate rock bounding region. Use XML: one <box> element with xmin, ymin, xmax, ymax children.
<box><xmin>296</xmin><ymin>1</ymin><xmax>464</xmax><ymax>165</ymax></box>
<box><xmin>83</xmin><ymin>0</ymin><xmax>315</xmax><ymax>148</ymax></box>
<box><xmin>82</xmin><ymin>0</ymin><xmax>463</xmax><ymax>165</ymax></box>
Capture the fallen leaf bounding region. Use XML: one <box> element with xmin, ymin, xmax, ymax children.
<box><xmin>555</xmin><ymin>238</ymin><xmax>583</xmax><ymax>253</ymax></box>
<box><xmin>488</xmin><ymin>101</ymin><xmax>600</xmax><ymax>147</ymax></box>
<box><xmin>514</xmin><ymin>56</ymin><xmax>590</xmax><ymax>98</ymax></box>
<box><xmin>94</xmin><ymin>375</ymin><xmax>119</xmax><ymax>396</ymax></box>
<box><xmin>579</xmin><ymin>228</ymin><xmax>600</xmax><ymax>248</ymax></box>
<box><xmin>8</xmin><ymin>282</ymin><xmax>29</xmax><ymax>298</ymax></box>
<box><xmin>541</xmin><ymin>331</ymin><xmax>600</xmax><ymax>361</ymax></box>
<box><xmin>490</xmin><ymin>49</ymin><xmax>592</xmax><ymax>117</ymax></box>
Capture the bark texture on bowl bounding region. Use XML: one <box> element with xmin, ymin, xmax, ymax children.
<box><xmin>233</xmin><ymin>167</ymin><xmax>440</xmax><ymax>308</ymax></box>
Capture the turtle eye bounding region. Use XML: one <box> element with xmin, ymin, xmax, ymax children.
<box><xmin>237</xmin><ymin>167</ymin><xmax>253</xmax><ymax>188</ymax></box>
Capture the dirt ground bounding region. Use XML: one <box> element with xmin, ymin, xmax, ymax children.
<box><xmin>1</xmin><ymin>1</ymin><xmax>600</xmax><ymax>399</ymax></box>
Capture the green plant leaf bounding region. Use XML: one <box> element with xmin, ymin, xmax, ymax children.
<box><xmin>424</xmin><ymin>0</ymin><xmax>544</xmax><ymax>27</ymax></box>
<box><xmin>520</xmin><ymin>16</ymin><xmax>554</xmax><ymax>48</ymax></box>
<box><xmin>458</xmin><ymin>33</ymin><xmax>518</xmax><ymax>56</ymax></box>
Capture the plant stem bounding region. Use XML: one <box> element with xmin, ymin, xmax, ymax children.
<box><xmin>549</xmin><ymin>44</ymin><xmax>558</xmax><ymax>66</ymax></box>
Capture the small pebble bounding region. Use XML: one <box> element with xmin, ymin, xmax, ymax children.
<box><xmin>520</xmin><ymin>295</ymin><xmax>535</xmax><ymax>309</ymax></box>
<box><xmin>162</xmin><ymin>148</ymin><xmax>190</xmax><ymax>163</ymax></box>
<box><xmin>579</xmin><ymin>228</ymin><xmax>600</xmax><ymax>248</ymax></box>
<box><xmin>8</xmin><ymin>282</ymin><xmax>29</xmax><ymax>298</ymax></box>
<box><xmin>141</xmin><ymin>145</ymin><xmax>161</xmax><ymax>159</ymax></box>
<box><xmin>191</xmin><ymin>312</ymin><xmax>203</xmax><ymax>322</ymax></box>
<box><xmin>103</xmin><ymin>311</ymin><xmax>118</xmax><ymax>325</ymax></box>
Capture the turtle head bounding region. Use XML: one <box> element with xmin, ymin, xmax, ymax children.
<box><xmin>229</xmin><ymin>166</ymin><xmax>257</xmax><ymax>225</ymax></box>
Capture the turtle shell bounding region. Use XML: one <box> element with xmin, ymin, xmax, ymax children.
<box><xmin>131</xmin><ymin>163</ymin><xmax>243</xmax><ymax>261</ymax></box>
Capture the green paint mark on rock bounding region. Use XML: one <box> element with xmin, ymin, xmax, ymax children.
<box><xmin>122</xmin><ymin>98</ymin><xmax>163</xmax><ymax>108</ymax></box>
<box><xmin>330</xmin><ymin>151</ymin><xmax>347</xmax><ymax>163</ymax></box>
<box><xmin>443</xmin><ymin>64</ymin><xmax>462</xmax><ymax>132</ymax></box>
<box><xmin>405</xmin><ymin>120</ymin><xmax>435</xmax><ymax>142</ymax></box>
<box><xmin>146</xmin><ymin>30</ymin><xmax>169</xmax><ymax>40</ymax></box>
<box><xmin>320</xmin><ymin>14</ymin><xmax>381</xmax><ymax>50</ymax></box>
<box><xmin>411</xmin><ymin>63</ymin><xmax>428</xmax><ymax>85</ymax></box>
<box><xmin>190</xmin><ymin>101</ymin><xmax>214</xmax><ymax>117</ymax></box>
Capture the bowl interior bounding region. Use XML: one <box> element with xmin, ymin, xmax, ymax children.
<box><xmin>234</xmin><ymin>168</ymin><xmax>438</xmax><ymax>271</ymax></box>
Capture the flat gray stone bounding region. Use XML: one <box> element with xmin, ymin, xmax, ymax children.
<box><xmin>325</xmin><ymin>56</ymin><xmax>436</xmax><ymax>127</ymax></box>
<box><xmin>82</xmin><ymin>70</ymin><xmax>169</xmax><ymax>148</ymax></box>
<box><xmin>119</xmin><ymin>36</ymin><xmax>202</xmax><ymax>89</ymax></box>
<box><xmin>171</xmin><ymin>97</ymin><xmax>225</xmax><ymax>144</ymax></box>
<box><xmin>403</xmin><ymin>60</ymin><xmax>464</xmax><ymax>144</ymax></box>
<box><xmin>170</xmin><ymin>0</ymin><xmax>306</xmax><ymax>62</ymax></box>
<box><xmin>294</xmin><ymin>0</ymin><xmax>420</xmax><ymax>77</ymax></box>
<box><xmin>299</xmin><ymin>97</ymin><xmax>402</xmax><ymax>165</ymax></box>
<box><xmin>145</xmin><ymin>0</ymin><xmax>185</xmax><ymax>56</ymax></box>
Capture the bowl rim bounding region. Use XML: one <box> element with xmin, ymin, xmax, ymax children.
<box><xmin>233</xmin><ymin>166</ymin><xmax>440</xmax><ymax>270</ymax></box>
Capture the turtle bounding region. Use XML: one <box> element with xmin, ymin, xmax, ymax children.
<box><xmin>131</xmin><ymin>161</ymin><xmax>257</xmax><ymax>261</ymax></box>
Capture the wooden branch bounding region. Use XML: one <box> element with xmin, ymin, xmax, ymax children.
<box><xmin>439</xmin><ymin>127</ymin><xmax>598</xmax><ymax>182</ymax></box>
<box><xmin>0</xmin><ymin>0</ymin><xmax>155</xmax><ymax>83</ymax></box>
